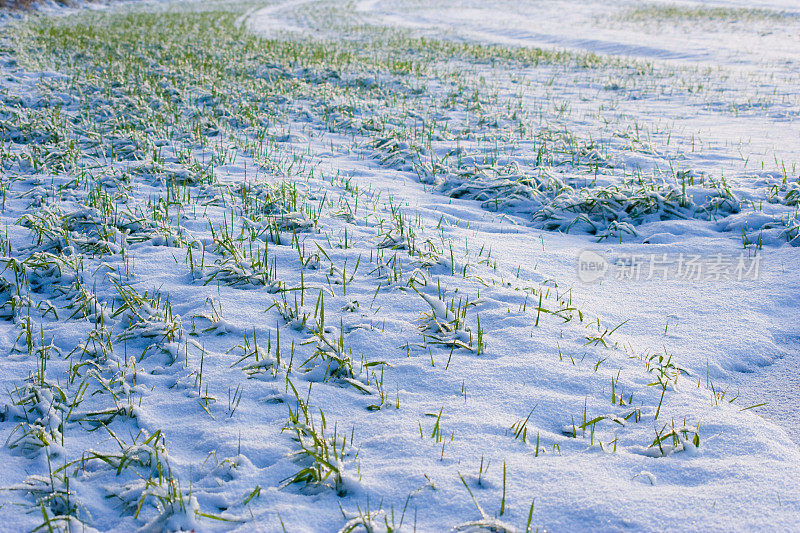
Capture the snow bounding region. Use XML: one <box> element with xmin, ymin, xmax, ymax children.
<box><xmin>0</xmin><ymin>0</ymin><xmax>798</xmax><ymax>530</ymax></box>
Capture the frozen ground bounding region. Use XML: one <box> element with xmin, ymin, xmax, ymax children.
<box><xmin>0</xmin><ymin>0</ymin><xmax>798</xmax><ymax>531</ymax></box>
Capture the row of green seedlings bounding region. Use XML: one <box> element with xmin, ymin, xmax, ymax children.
<box><xmin>6</xmin><ymin>8</ymin><xmax>620</xmax><ymax>520</ymax></box>
<box><xmin>558</xmin><ymin>330</ymin><xmax>705</xmax><ymax>455</ymax></box>
<box><xmin>6</xmin><ymin>7</ymin><xmax>576</xmax><ymax>528</ymax></box>
<box><xmin>15</xmin><ymin>2</ymin><xmax>792</xmax><ymax>254</ymax></box>
<box><xmin>0</xmin><ymin>8</ymin><xmax>380</xmax><ymax>526</ymax></box>
<box><xmin>200</xmin><ymin>202</ymin><xmax>397</xmax><ymax>491</ymax></box>
<box><xmin>0</xmin><ymin>174</ymin><xmax>243</xmax><ymax>525</ymax></box>
<box><xmin>322</xmin><ymin>25</ymin><xmax>771</xmax><ymax>242</ymax></box>
<box><xmin>0</xmin><ymin>273</ymin><xmax>209</xmax><ymax>527</ymax></box>
<box><xmin>282</xmin><ymin>380</ymin><xmax>356</xmax><ymax>496</ymax></box>
<box><xmin>5</xmin><ymin>169</ymin><xmax>372</xmax><ymax>521</ymax></box>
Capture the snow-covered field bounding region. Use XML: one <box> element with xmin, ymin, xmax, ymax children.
<box><xmin>0</xmin><ymin>0</ymin><xmax>799</xmax><ymax>530</ymax></box>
